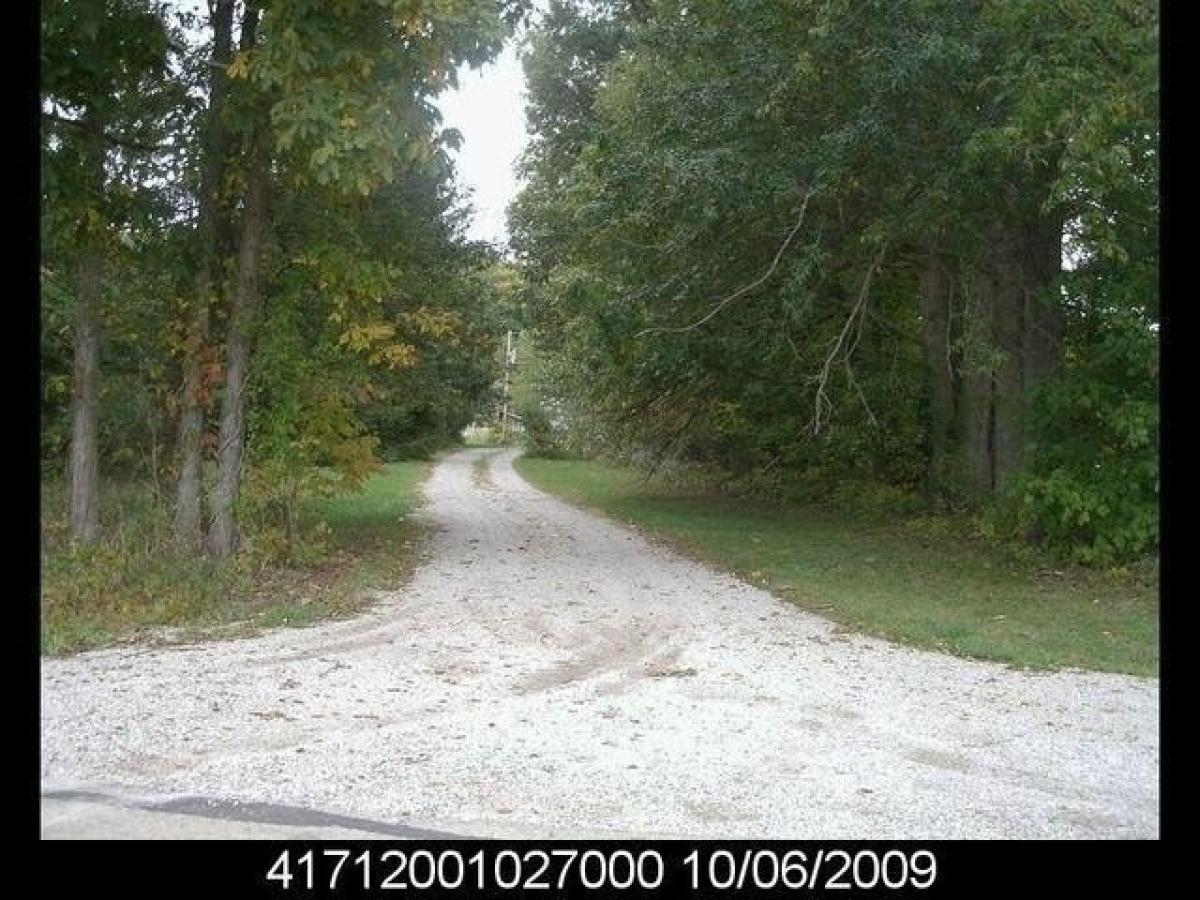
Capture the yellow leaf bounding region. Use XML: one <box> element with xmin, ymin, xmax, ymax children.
<box><xmin>227</xmin><ymin>52</ymin><xmax>251</xmax><ymax>80</ymax></box>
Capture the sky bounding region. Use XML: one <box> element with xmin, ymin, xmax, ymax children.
<box><xmin>436</xmin><ymin>39</ymin><xmax>530</xmax><ymax>249</ymax></box>
<box><xmin>170</xmin><ymin>0</ymin><xmax>531</xmax><ymax>249</ymax></box>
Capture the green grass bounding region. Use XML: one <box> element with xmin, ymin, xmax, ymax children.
<box><xmin>41</xmin><ymin>462</ymin><xmax>430</xmax><ymax>656</ymax></box>
<box><xmin>515</xmin><ymin>457</ymin><xmax>1159</xmax><ymax>677</ymax></box>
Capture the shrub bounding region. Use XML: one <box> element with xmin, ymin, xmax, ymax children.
<box><xmin>987</xmin><ymin>311</ymin><xmax>1158</xmax><ymax>565</ymax></box>
<box><xmin>519</xmin><ymin>401</ymin><xmax>570</xmax><ymax>458</ymax></box>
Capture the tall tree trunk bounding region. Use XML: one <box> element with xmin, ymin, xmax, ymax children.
<box><xmin>69</xmin><ymin>250</ymin><xmax>102</xmax><ymax>543</ymax></box>
<box><xmin>985</xmin><ymin>216</ymin><xmax>1063</xmax><ymax>492</ymax></box>
<box><xmin>67</xmin><ymin>108</ymin><xmax>105</xmax><ymax>543</ymax></box>
<box><xmin>174</xmin><ymin>0</ymin><xmax>235</xmax><ymax>548</ymax></box>
<box><xmin>207</xmin><ymin>131</ymin><xmax>269</xmax><ymax>558</ymax></box>
<box><xmin>958</xmin><ymin>349</ymin><xmax>995</xmax><ymax>497</ymax></box>
<box><xmin>989</xmin><ymin>237</ymin><xmax>1026</xmax><ymax>492</ymax></box>
<box><xmin>1021</xmin><ymin>215</ymin><xmax>1065</xmax><ymax>390</ymax></box>
<box><xmin>174</xmin><ymin>300</ymin><xmax>210</xmax><ymax>546</ymax></box>
<box><xmin>918</xmin><ymin>253</ymin><xmax>959</xmax><ymax>496</ymax></box>
<box><xmin>957</xmin><ymin>214</ymin><xmax>1062</xmax><ymax>497</ymax></box>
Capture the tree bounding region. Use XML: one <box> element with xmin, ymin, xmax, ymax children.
<box><xmin>173</xmin><ymin>0</ymin><xmax>236</xmax><ymax>548</ymax></box>
<box><xmin>41</xmin><ymin>0</ymin><xmax>181</xmax><ymax>542</ymax></box>
<box><xmin>204</xmin><ymin>0</ymin><xmax>510</xmax><ymax>556</ymax></box>
<box><xmin>512</xmin><ymin>0</ymin><xmax>1158</xmax><ymax>562</ymax></box>
<box><xmin>42</xmin><ymin>0</ymin><xmax>525</xmax><ymax>565</ymax></box>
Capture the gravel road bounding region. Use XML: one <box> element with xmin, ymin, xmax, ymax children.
<box><xmin>41</xmin><ymin>448</ymin><xmax>1159</xmax><ymax>838</ymax></box>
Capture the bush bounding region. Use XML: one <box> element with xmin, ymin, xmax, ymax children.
<box><xmin>40</xmin><ymin>478</ymin><xmax>251</xmax><ymax>653</ymax></box>
<box><xmin>987</xmin><ymin>311</ymin><xmax>1158</xmax><ymax>565</ymax></box>
<box><xmin>825</xmin><ymin>478</ymin><xmax>927</xmax><ymax>521</ymax></box>
<box><xmin>994</xmin><ymin>466</ymin><xmax>1156</xmax><ymax>565</ymax></box>
<box><xmin>519</xmin><ymin>402</ymin><xmax>570</xmax><ymax>458</ymax></box>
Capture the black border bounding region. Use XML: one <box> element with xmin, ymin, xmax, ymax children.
<box><xmin>28</xmin><ymin>0</ymin><xmax>1175</xmax><ymax>893</ymax></box>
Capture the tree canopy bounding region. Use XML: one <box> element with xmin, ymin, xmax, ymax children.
<box><xmin>40</xmin><ymin>0</ymin><xmax>1158</xmax><ymax>569</ymax></box>
<box><xmin>41</xmin><ymin>0</ymin><xmax>523</xmax><ymax>559</ymax></box>
<box><xmin>511</xmin><ymin>0</ymin><xmax>1158</xmax><ymax>564</ymax></box>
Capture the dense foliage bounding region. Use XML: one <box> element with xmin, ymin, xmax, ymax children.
<box><xmin>42</xmin><ymin>0</ymin><xmax>521</xmax><ymax>561</ymax></box>
<box><xmin>40</xmin><ymin>0</ymin><xmax>1158</xmax><ymax>578</ymax></box>
<box><xmin>511</xmin><ymin>0</ymin><xmax>1158</xmax><ymax>565</ymax></box>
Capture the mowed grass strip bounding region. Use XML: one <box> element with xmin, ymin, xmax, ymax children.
<box><xmin>514</xmin><ymin>457</ymin><xmax>1158</xmax><ymax>677</ymax></box>
<box><xmin>41</xmin><ymin>461</ymin><xmax>430</xmax><ymax>655</ymax></box>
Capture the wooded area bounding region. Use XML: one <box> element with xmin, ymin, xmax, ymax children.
<box><xmin>42</xmin><ymin>0</ymin><xmax>522</xmax><ymax>564</ymax></box>
<box><xmin>512</xmin><ymin>0</ymin><xmax>1158</xmax><ymax>566</ymax></box>
<box><xmin>41</xmin><ymin>0</ymin><xmax>1157</xmax><ymax>618</ymax></box>
<box><xmin>39</xmin><ymin>2</ymin><xmax>1161</xmax><ymax>847</ymax></box>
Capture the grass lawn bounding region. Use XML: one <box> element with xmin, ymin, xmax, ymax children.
<box><xmin>41</xmin><ymin>461</ymin><xmax>430</xmax><ymax>655</ymax></box>
<box><xmin>514</xmin><ymin>457</ymin><xmax>1159</xmax><ymax>677</ymax></box>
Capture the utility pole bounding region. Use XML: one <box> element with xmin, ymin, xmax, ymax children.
<box><xmin>500</xmin><ymin>329</ymin><xmax>514</xmax><ymax>442</ymax></box>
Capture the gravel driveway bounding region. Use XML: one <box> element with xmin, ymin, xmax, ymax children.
<box><xmin>41</xmin><ymin>448</ymin><xmax>1159</xmax><ymax>838</ymax></box>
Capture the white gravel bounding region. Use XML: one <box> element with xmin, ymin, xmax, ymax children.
<box><xmin>41</xmin><ymin>448</ymin><xmax>1159</xmax><ymax>838</ymax></box>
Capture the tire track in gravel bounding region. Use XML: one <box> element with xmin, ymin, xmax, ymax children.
<box><xmin>41</xmin><ymin>448</ymin><xmax>1159</xmax><ymax>838</ymax></box>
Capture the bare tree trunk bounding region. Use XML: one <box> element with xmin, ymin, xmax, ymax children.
<box><xmin>956</xmin><ymin>259</ymin><xmax>996</xmax><ymax>498</ymax></box>
<box><xmin>958</xmin><ymin>214</ymin><xmax>1062</xmax><ymax>497</ymax></box>
<box><xmin>174</xmin><ymin>303</ymin><xmax>210</xmax><ymax>546</ymax></box>
<box><xmin>69</xmin><ymin>250</ymin><xmax>102</xmax><ymax>542</ymax></box>
<box><xmin>986</xmin><ymin>216</ymin><xmax>1063</xmax><ymax>493</ymax></box>
<box><xmin>207</xmin><ymin>133</ymin><xmax>268</xmax><ymax>558</ymax></box>
<box><xmin>918</xmin><ymin>254</ymin><xmax>959</xmax><ymax>497</ymax></box>
<box><xmin>1021</xmin><ymin>215</ymin><xmax>1065</xmax><ymax>391</ymax></box>
<box><xmin>174</xmin><ymin>0</ymin><xmax>235</xmax><ymax>548</ymax></box>
<box><xmin>990</xmin><ymin>244</ymin><xmax>1026</xmax><ymax>492</ymax></box>
<box><xmin>958</xmin><ymin>361</ymin><xmax>995</xmax><ymax>497</ymax></box>
<box><xmin>67</xmin><ymin>108</ymin><xmax>105</xmax><ymax>544</ymax></box>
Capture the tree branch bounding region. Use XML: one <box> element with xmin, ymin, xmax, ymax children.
<box><xmin>42</xmin><ymin>111</ymin><xmax>166</xmax><ymax>155</ymax></box>
<box><xmin>808</xmin><ymin>242</ymin><xmax>887</xmax><ymax>434</ymax></box>
<box><xmin>636</xmin><ymin>187</ymin><xmax>814</xmax><ymax>337</ymax></box>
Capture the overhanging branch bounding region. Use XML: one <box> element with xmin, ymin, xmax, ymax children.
<box><xmin>636</xmin><ymin>187</ymin><xmax>815</xmax><ymax>337</ymax></box>
<box><xmin>42</xmin><ymin>111</ymin><xmax>167</xmax><ymax>155</ymax></box>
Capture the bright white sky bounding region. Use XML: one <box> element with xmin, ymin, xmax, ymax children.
<box><xmin>436</xmin><ymin>40</ymin><xmax>529</xmax><ymax>249</ymax></box>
